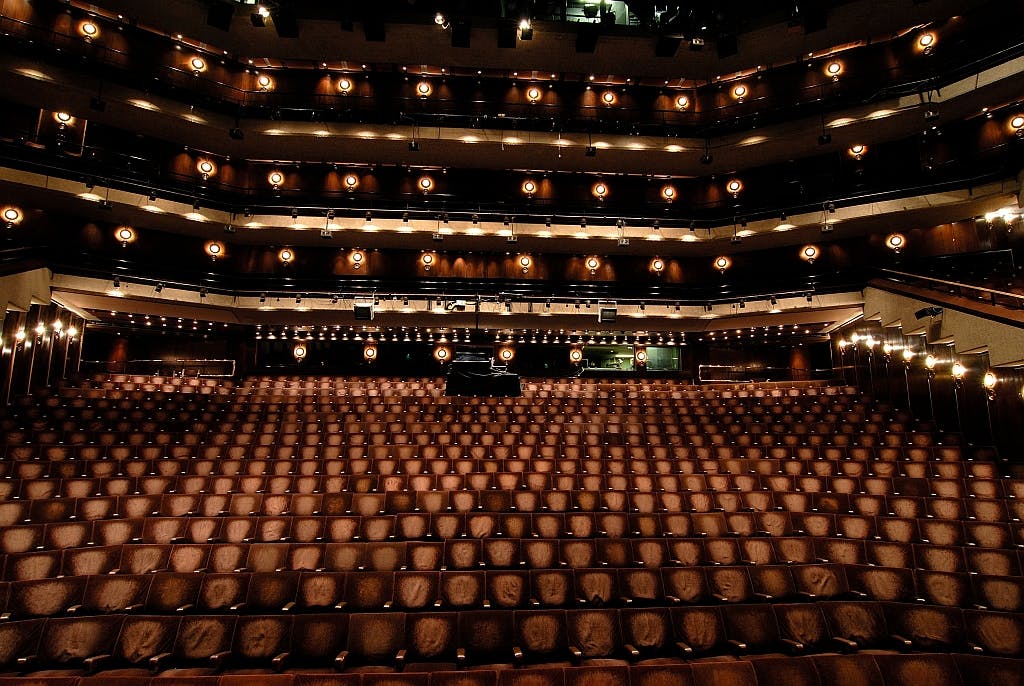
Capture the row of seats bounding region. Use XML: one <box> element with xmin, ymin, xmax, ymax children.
<box><xmin>2</xmin><ymin>534</ymin><xmax>1021</xmax><ymax>580</ymax></box>
<box><xmin>4</xmin><ymin>508</ymin><xmax>1022</xmax><ymax>553</ymax></box>
<box><xmin>2</xmin><ymin>563</ymin><xmax>1022</xmax><ymax>617</ymax></box>
<box><xmin>1</xmin><ymin>655</ymin><xmax>1020</xmax><ymax>686</ymax></box>
<box><xmin>1</xmin><ymin>602</ymin><xmax>1023</xmax><ymax>677</ymax></box>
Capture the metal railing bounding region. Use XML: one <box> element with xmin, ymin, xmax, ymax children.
<box><xmin>81</xmin><ymin>359</ymin><xmax>236</xmax><ymax>378</ymax></box>
<box><xmin>877</xmin><ymin>268</ymin><xmax>1024</xmax><ymax>310</ymax></box>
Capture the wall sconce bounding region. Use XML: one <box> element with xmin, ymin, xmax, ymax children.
<box><xmin>278</xmin><ymin>248</ymin><xmax>294</xmax><ymax>265</ymax></box>
<box><xmin>418</xmin><ymin>176</ymin><xmax>434</xmax><ymax>194</ymax></box>
<box><xmin>205</xmin><ymin>241</ymin><xmax>224</xmax><ymax>260</ymax></box>
<box><xmin>343</xmin><ymin>173</ymin><xmax>359</xmax><ymax>191</ymax></box>
<box><xmin>983</xmin><ymin>370</ymin><xmax>998</xmax><ymax>393</ymax></box>
<box><xmin>190</xmin><ymin>56</ymin><xmax>207</xmax><ymax>74</ymax></box>
<box><xmin>592</xmin><ymin>182</ymin><xmax>608</xmax><ymax>201</ymax></box>
<box><xmin>78</xmin><ymin>20</ymin><xmax>100</xmax><ymax>40</ymax></box>
<box><xmin>601</xmin><ymin>91</ymin><xmax>617</xmax><ymax>106</ymax></box>
<box><xmin>570</xmin><ymin>348</ymin><xmax>584</xmax><ymax>364</ymax></box>
<box><xmin>3</xmin><ymin>206</ymin><xmax>23</xmax><ymax>228</ymax></box>
<box><xmin>521</xmin><ymin>179</ymin><xmax>537</xmax><ymax>197</ymax></box>
<box><xmin>518</xmin><ymin>255</ymin><xmax>532</xmax><ymax>274</ymax></box>
<box><xmin>726</xmin><ymin>179</ymin><xmax>743</xmax><ymax>197</ymax></box>
<box><xmin>731</xmin><ymin>84</ymin><xmax>747</xmax><ymax>101</ymax></box>
<box><xmin>586</xmin><ymin>256</ymin><xmax>601</xmax><ymax>275</ymax></box>
<box><xmin>886</xmin><ymin>233</ymin><xmax>906</xmax><ymax>253</ymax></box>
<box><xmin>337</xmin><ymin>77</ymin><xmax>354</xmax><ymax>94</ymax></box>
<box><xmin>674</xmin><ymin>94</ymin><xmax>689</xmax><ymax>110</ymax></box>
<box><xmin>53</xmin><ymin>111</ymin><xmax>75</xmax><ymax>127</ymax></box>
<box><xmin>635</xmin><ymin>347</ymin><xmax>648</xmax><ymax>366</ymax></box>
<box><xmin>526</xmin><ymin>86</ymin><xmax>542</xmax><ymax>104</ymax></box>
<box><xmin>825</xmin><ymin>61</ymin><xmax>843</xmax><ymax>80</ymax></box>
<box><xmin>1009</xmin><ymin>114</ymin><xmax>1024</xmax><ymax>138</ymax></box>
<box><xmin>650</xmin><ymin>257</ymin><xmax>665</xmax><ymax>275</ymax></box>
<box><xmin>848</xmin><ymin>144</ymin><xmax>867</xmax><ymax>160</ymax></box>
<box><xmin>256</xmin><ymin>74</ymin><xmax>274</xmax><ymax>91</ymax></box>
<box><xmin>660</xmin><ymin>184</ymin><xmax>677</xmax><ymax>202</ymax></box>
<box><xmin>351</xmin><ymin>250</ymin><xmax>365</xmax><ymax>269</ymax></box>
<box><xmin>421</xmin><ymin>253</ymin><xmax>434</xmax><ymax>271</ymax></box>
<box><xmin>196</xmin><ymin>159</ymin><xmax>216</xmax><ymax>180</ymax></box>
<box><xmin>917</xmin><ymin>32</ymin><xmax>936</xmax><ymax>54</ymax></box>
<box><xmin>416</xmin><ymin>81</ymin><xmax>432</xmax><ymax>98</ymax></box>
<box><xmin>498</xmin><ymin>347</ymin><xmax>515</xmax><ymax>362</ymax></box>
<box><xmin>363</xmin><ymin>344</ymin><xmax>377</xmax><ymax>362</ymax></box>
<box><xmin>951</xmin><ymin>361</ymin><xmax>966</xmax><ymax>380</ymax></box>
<box><xmin>434</xmin><ymin>346</ymin><xmax>450</xmax><ymax>363</ymax></box>
<box><xmin>714</xmin><ymin>256</ymin><xmax>731</xmax><ymax>273</ymax></box>
<box><xmin>902</xmin><ymin>349</ymin><xmax>914</xmax><ymax>362</ymax></box>
<box><xmin>268</xmin><ymin>170</ymin><xmax>284</xmax><ymax>189</ymax></box>
<box><xmin>116</xmin><ymin>226</ymin><xmax>135</xmax><ymax>246</ymax></box>
<box><xmin>293</xmin><ymin>343</ymin><xmax>307</xmax><ymax>360</ymax></box>
<box><xmin>800</xmin><ymin>245</ymin><xmax>819</xmax><ymax>264</ymax></box>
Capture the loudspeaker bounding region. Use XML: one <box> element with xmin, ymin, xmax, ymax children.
<box><xmin>915</xmin><ymin>306</ymin><xmax>943</xmax><ymax>319</ymax></box>
<box><xmin>272</xmin><ymin>7</ymin><xmax>300</xmax><ymax>38</ymax></box>
<box><xmin>354</xmin><ymin>302</ymin><xmax>374</xmax><ymax>320</ymax></box>
<box><xmin>576</xmin><ymin>24</ymin><xmax>599</xmax><ymax>53</ymax></box>
<box><xmin>497</xmin><ymin>19</ymin><xmax>517</xmax><ymax>48</ymax></box>
<box><xmin>206</xmin><ymin>1</ymin><xmax>234</xmax><ymax>31</ymax></box>
<box><xmin>655</xmin><ymin>36</ymin><xmax>681</xmax><ymax>57</ymax></box>
<box><xmin>451</xmin><ymin>18</ymin><xmax>471</xmax><ymax>48</ymax></box>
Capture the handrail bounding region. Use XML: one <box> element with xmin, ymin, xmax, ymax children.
<box><xmin>877</xmin><ymin>268</ymin><xmax>1024</xmax><ymax>302</ymax></box>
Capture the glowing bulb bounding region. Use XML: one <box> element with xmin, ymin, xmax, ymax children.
<box><xmin>902</xmin><ymin>349</ymin><xmax>914</xmax><ymax>361</ymax></box>
<box><xmin>190</xmin><ymin>57</ymin><xmax>206</xmax><ymax>73</ymax></box>
<box><xmin>675</xmin><ymin>95</ymin><xmax>689</xmax><ymax>110</ymax></box>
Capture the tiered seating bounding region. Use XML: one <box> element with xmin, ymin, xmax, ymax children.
<box><xmin>0</xmin><ymin>375</ymin><xmax>1020</xmax><ymax>685</ymax></box>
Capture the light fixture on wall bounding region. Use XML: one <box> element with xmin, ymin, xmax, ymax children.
<box><xmin>848</xmin><ymin>144</ymin><xmax>867</xmax><ymax>160</ymax></box>
<box><xmin>351</xmin><ymin>250</ymin><xmax>365</xmax><ymax>269</ymax></box>
<box><xmin>421</xmin><ymin>253</ymin><xmax>434</xmax><ymax>271</ymax></box>
<box><xmin>527</xmin><ymin>86</ymin><xmax>542</xmax><ymax>103</ymax></box>
<box><xmin>518</xmin><ymin>255</ymin><xmax>532</xmax><ymax>274</ymax></box>
<box><xmin>521</xmin><ymin>179</ymin><xmax>537</xmax><ymax>197</ymax></box>
<box><xmin>418</xmin><ymin>175</ymin><xmax>434</xmax><ymax>194</ymax></box>
<box><xmin>661</xmin><ymin>184</ymin><xmax>677</xmax><ymax>202</ymax></box>
<box><xmin>278</xmin><ymin>248</ymin><xmax>294</xmax><ymax>265</ymax></box>
<box><xmin>190</xmin><ymin>56</ymin><xmax>207</xmax><ymax>74</ymax></box>
<box><xmin>731</xmin><ymin>84</ymin><xmax>747</xmax><ymax>101</ymax></box>
<box><xmin>196</xmin><ymin>159</ymin><xmax>216</xmax><ymax>180</ymax></box>
<box><xmin>363</xmin><ymin>344</ymin><xmax>377</xmax><ymax>362</ymax></box>
<box><xmin>116</xmin><ymin>226</ymin><xmax>135</xmax><ymax>246</ymax></box>
<box><xmin>800</xmin><ymin>245</ymin><xmax>819</xmax><ymax>264</ymax></box>
<box><xmin>293</xmin><ymin>343</ymin><xmax>307</xmax><ymax>360</ymax></box>
<box><xmin>344</xmin><ymin>173</ymin><xmax>359</xmax><ymax>191</ymax></box>
<box><xmin>886</xmin><ymin>233</ymin><xmax>906</xmax><ymax>253</ymax></box>
<box><xmin>650</xmin><ymin>257</ymin><xmax>665</xmax><ymax>275</ymax></box>
<box><xmin>825</xmin><ymin>60</ymin><xmax>843</xmax><ymax>80</ymax></box>
<box><xmin>714</xmin><ymin>256</ymin><xmax>731</xmax><ymax>273</ymax></box>
<box><xmin>592</xmin><ymin>182</ymin><xmax>608</xmax><ymax>201</ymax></box>
<box><xmin>674</xmin><ymin>94</ymin><xmax>689</xmax><ymax>110</ymax></box>
<box><xmin>268</xmin><ymin>170</ymin><xmax>284</xmax><ymax>189</ymax></box>
<box><xmin>3</xmin><ymin>206</ymin><xmax>23</xmax><ymax>228</ymax></box>
<box><xmin>256</xmin><ymin>74</ymin><xmax>273</xmax><ymax>91</ymax></box>
<box><xmin>726</xmin><ymin>179</ymin><xmax>743</xmax><ymax>197</ymax></box>
<box><xmin>586</xmin><ymin>256</ymin><xmax>601</xmax><ymax>274</ymax></box>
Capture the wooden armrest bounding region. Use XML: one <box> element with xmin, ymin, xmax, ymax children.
<box><xmin>333</xmin><ymin>650</ymin><xmax>349</xmax><ymax>671</ymax></box>
<box><xmin>383</xmin><ymin>601</ymin><xmax>393</xmax><ymax>609</ymax></box>
<box><xmin>779</xmin><ymin>638</ymin><xmax>804</xmax><ymax>654</ymax></box>
<box><xmin>125</xmin><ymin>603</ymin><xmax>143</xmax><ymax>612</ymax></box>
<box><xmin>890</xmin><ymin>634</ymin><xmax>912</xmax><ymax>650</ymax></box>
<box><xmin>149</xmin><ymin>652</ymin><xmax>171</xmax><ymax>673</ymax></box>
<box><xmin>271</xmin><ymin>651</ymin><xmax>289</xmax><ymax>672</ymax></box>
<box><xmin>394</xmin><ymin>649</ymin><xmax>406</xmax><ymax>670</ymax></box>
<box><xmin>334</xmin><ymin>601</ymin><xmax>347</xmax><ymax>611</ymax></box>
<box><xmin>209</xmin><ymin>651</ymin><xmax>231</xmax><ymax>670</ymax></box>
<box><xmin>456</xmin><ymin>648</ymin><xmax>466</xmax><ymax>667</ymax></box>
<box><xmin>66</xmin><ymin>604</ymin><xmax>83</xmax><ymax>614</ymax></box>
<box><xmin>16</xmin><ymin>655</ymin><xmax>38</xmax><ymax>670</ymax></box>
<box><xmin>624</xmin><ymin>643</ymin><xmax>640</xmax><ymax>660</ymax></box>
<box><xmin>569</xmin><ymin>645</ymin><xmax>583</xmax><ymax>664</ymax></box>
<box><xmin>176</xmin><ymin>603</ymin><xmax>194</xmax><ymax>613</ymax></box>
<box><xmin>711</xmin><ymin>593</ymin><xmax>729</xmax><ymax>603</ymax></box>
<box><xmin>281</xmin><ymin>601</ymin><xmax>296</xmax><ymax>612</ymax></box>
<box><xmin>675</xmin><ymin>641</ymin><xmax>694</xmax><ymax>657</ymax></box>
<box><xmin>229</xmin><ymin>602</ymin><xmax>247</xmax><ymax>612</ymax></box>
<box><xmin>84</xmin><ymin>653</ymin><xmax>112</xmax><ymax>674</ymax></box>
<box><xmin>832</xmin><ymin>637</ymin><xmax>858</xmax><ymax>652</ymax></box>
<box><xmin>727</xmin><ymin>639</ymin><xmax>748</xmax><ymax>654</ymax></box>
<box><xmin>512</xmin><ymin>645</ymin><xmax>524</xmax><ymax>662</ymax></box>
